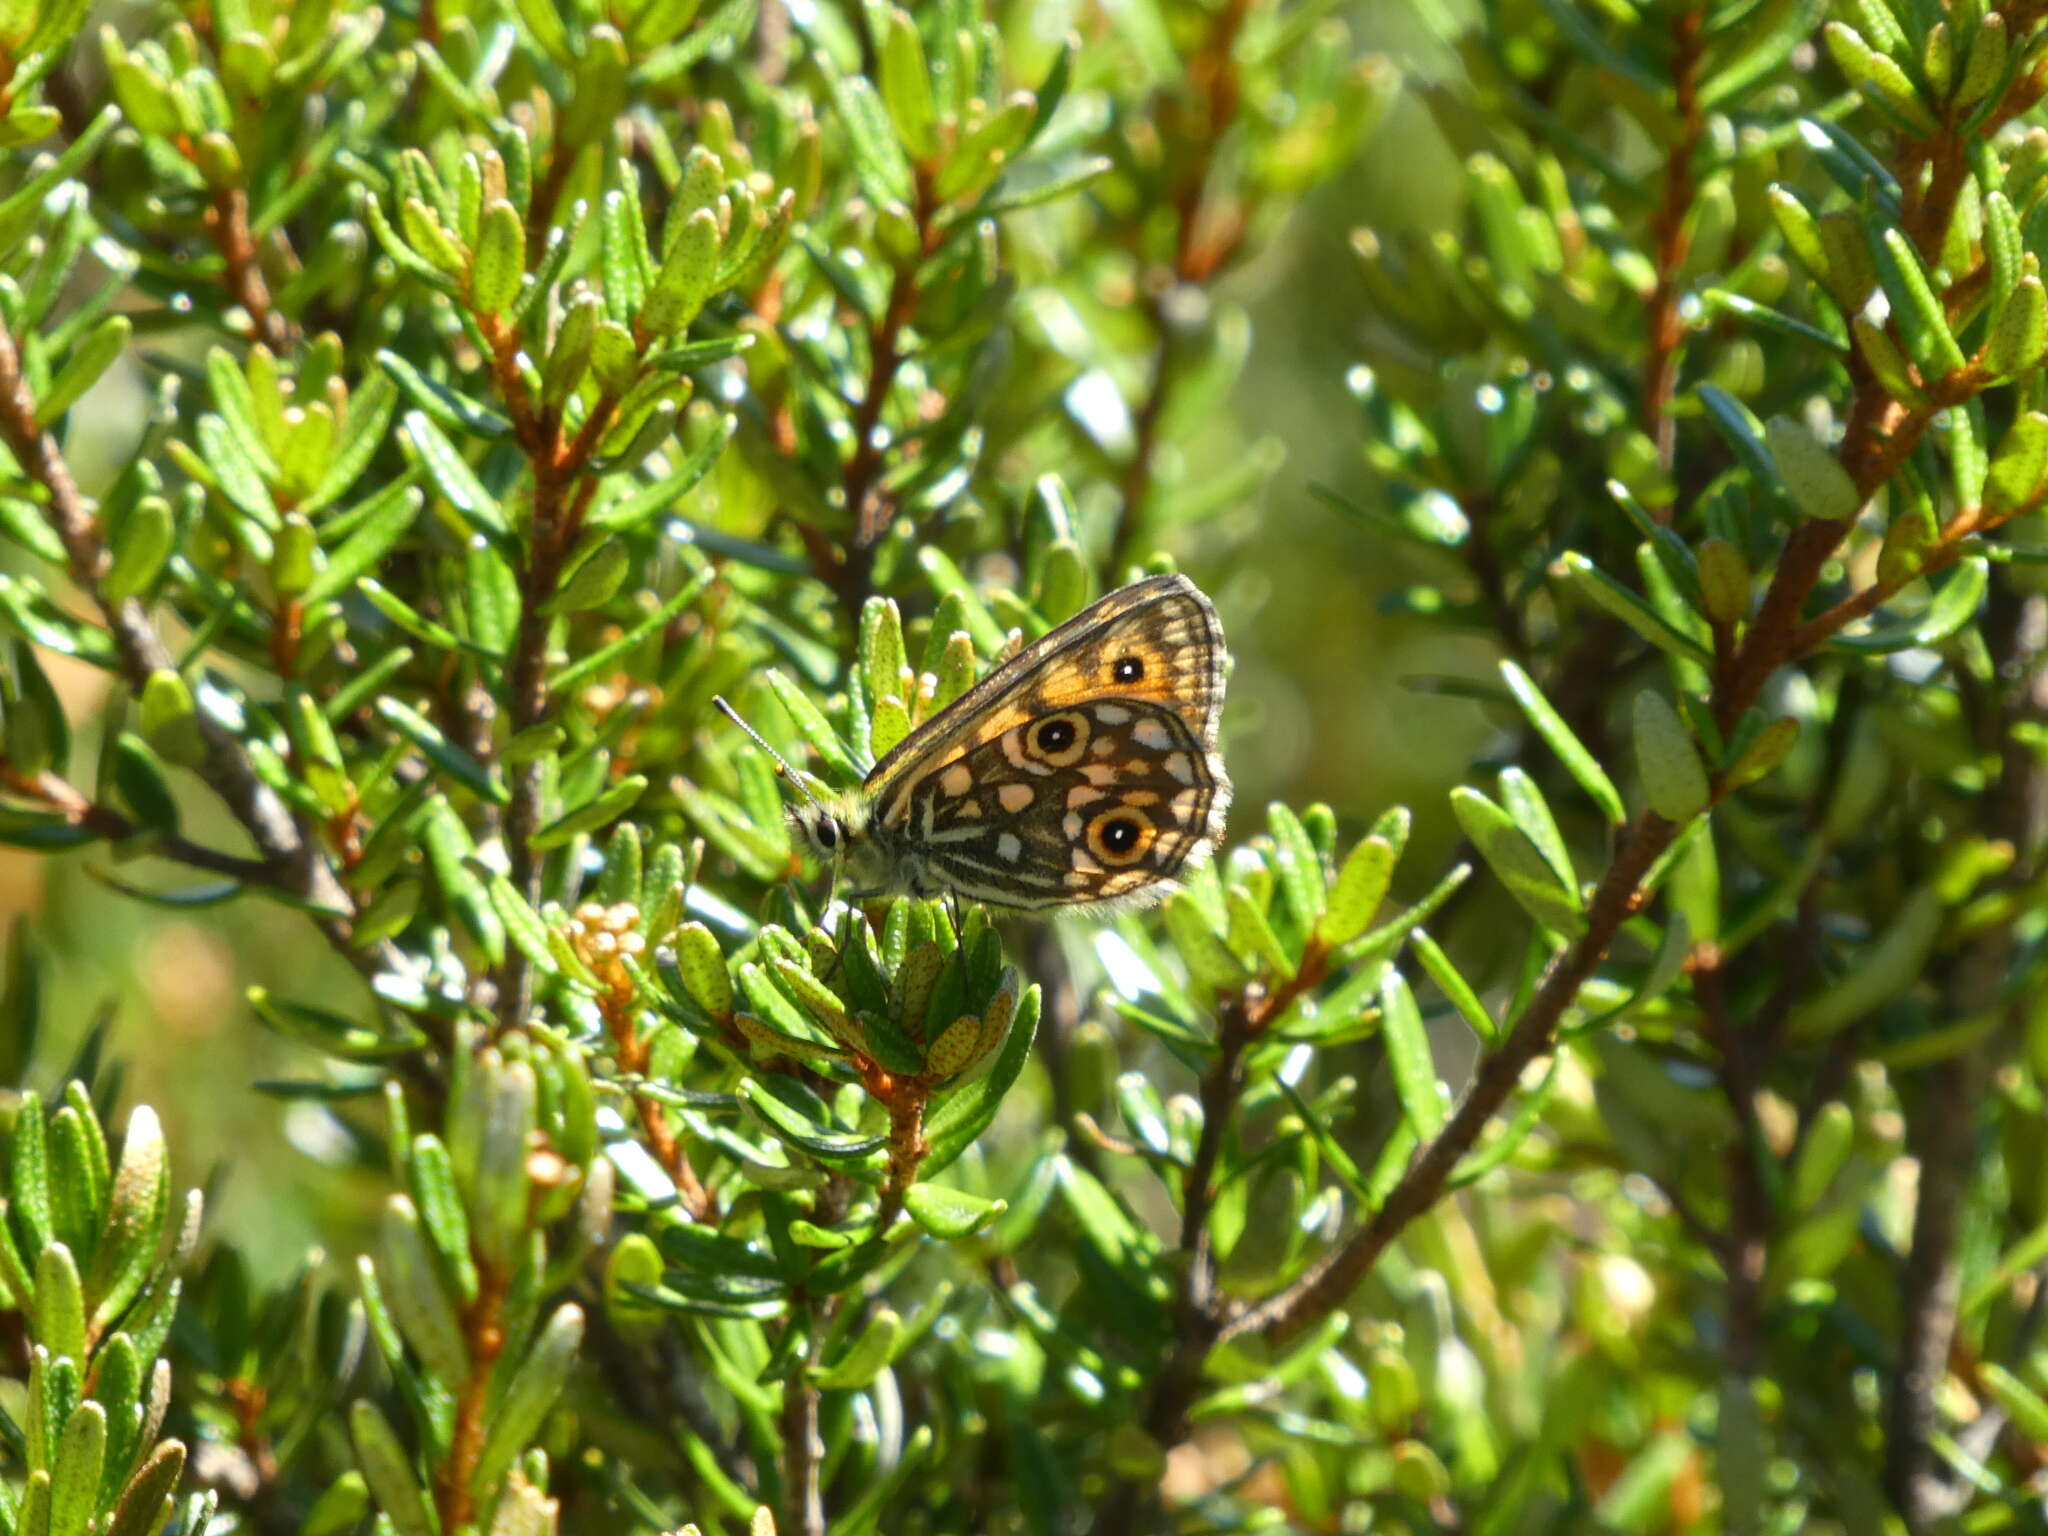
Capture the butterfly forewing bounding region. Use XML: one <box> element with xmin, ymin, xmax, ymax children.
<box><xmin>865</xmin><ymin>573</ymin><xmax>1225</xmax><ymax>795</ymax></box>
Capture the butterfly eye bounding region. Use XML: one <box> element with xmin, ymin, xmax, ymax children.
<box><xmin>814</xmin><ymin>817</ymin><xmax>840</xmax><ymax>850</ymax></box>
<box><xmin>1112</xmin><ymin>656</ymin><xmax>1144</xmax><ymax>683</ymax></box>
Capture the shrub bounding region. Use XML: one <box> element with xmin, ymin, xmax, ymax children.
<box><xmin>5</xmin><ymin>1</ymin><xmax>2048</xmax><ymax>1534</ymax></box>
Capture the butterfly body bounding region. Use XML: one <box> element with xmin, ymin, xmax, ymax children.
<box><xmin>797</xmin><ymin>574</ymin><xmax>1231</xmax><ymax>913</ymax></box>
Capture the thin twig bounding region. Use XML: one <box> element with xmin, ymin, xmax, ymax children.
<box><xmin>0</xmin><ymin>315</ymin><xmax>378</xmax><ymax>965</ymax></box>
<box><xmin>1885</xmin><ymin>586</ymin><xmax>2048</xmax><ymax>1528</ymax></box>
<box><xmin>206</xmin><ymin>184</ymin><xmax>295</xmax><ymax>353</ymax></box>
<box><xmin>1641</xmin><ymin>5</ymin><xmax>1705</xmax><ymax>480</ymax></box>
<box><xmin>1227</xmin><ymin>813</ymin><xmax>1675</xmax><ymax>1348</ymax></box>
<box><xmin>436</xmin><ymin>1262</ymin><xmax>509</xmax><ymax>1532</ymax></box>
<box><xmin>1105</xmin><ymin>0</ymin><xmax>1253</xmax><ymax>575</ymax></box>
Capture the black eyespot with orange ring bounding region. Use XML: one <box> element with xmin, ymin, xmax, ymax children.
<box><xmin>1026</xmin><ymin>710</ymin><xmax>1091</xmax><ymax>767</ymax></box>
<box><xmin>1086</xmin><ymin>807</ymin><xmax>1156</xmax><ymax>867</ymax></box>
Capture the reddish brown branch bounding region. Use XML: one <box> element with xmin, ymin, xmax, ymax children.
<box><xmin>1228</xmin><ymin>815</ymin><xmax>1675</xmax><ymax>1347</ymax></box>
<box><xmin>0</xmin><ymin>315</ymin><xmax>369</xmax><ymax>948</ymax></box>
<box><xmin>1642</xmin><ymin>6</ymin><xmax>1706</xmax><ymax>477</ymax></box>
<box><xmin>206</xmin><ymin>184</ymin><xmax>294</xmax><ymax>353</ymax></box>
<box><xmin>436</xmin><ymin>1263</ymin><xmax>509</xmax><ymax>1532</ymax></box>
<box><xmin>1105</xmin><ymin>0</ymin><xmax>1253</xmax><ymax>576</ymax></box>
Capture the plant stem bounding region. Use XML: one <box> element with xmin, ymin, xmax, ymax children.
<box><xmin>0</xmin><ymin>314</ymin><xmax>378</xmax><ymax>961</ymax></box>
<box><xmin>1641</xmin><ymin>4</ymin><xmax>1705</xmax><ymax>479</ymax></box>
<box><xmin>1885</xmin><ymin>585</ymin><xmax>2048</xmax><ymax>1527</ymax></box>
<box><xmin>437</xmin><ymin>1262</ymin><xmax>510</xmax><ymax>1533</ymax></box>
<box><xmin>207</xmin><ymin>183</ymin><xmax>294</xmax><ymax>353</ymax></box>
<box><xmin>1230</xmin><ymin>813</ymin><xmax>1675</xmax><ymax>1348</ymax></box>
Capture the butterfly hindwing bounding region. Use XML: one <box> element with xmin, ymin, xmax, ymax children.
<box><xmin>885</xmin><ymin>698</ymin><xmax>1223</xmax><ymax>910</ymax></box>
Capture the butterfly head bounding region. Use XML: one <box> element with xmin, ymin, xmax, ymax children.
<box><xmin>792</xmin><ymin>794</ymin><xmax>894</xmax><ymax>890</ymax></box>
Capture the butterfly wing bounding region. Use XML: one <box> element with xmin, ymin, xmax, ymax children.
<box><xmin>884</xmin><ymin>698</ymin><xmax>1225</xmax><ymax>909</ymax></box>
<box><xmin>861</xmin><ymin>574</ymin><xmax>1230</xmax><ymax>910</ymax></box>
<box><xmin>865</xmin><ymin>573</ymin><xmax>1226</xmax><ymax>807</ymax></box>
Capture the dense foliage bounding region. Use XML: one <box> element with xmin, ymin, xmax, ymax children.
<box><xmin>9</xmin><ymin>0</ymin><xmax>2048</xmax><ymax>1533</ymax></box>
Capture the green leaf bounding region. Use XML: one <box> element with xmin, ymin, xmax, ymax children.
<box><xmin>378</xmin><ymin>351</ymin><xmax>512</xmax><ymax>439</ymax></box>
<box><xmin>1379</xmin><ymin>968</ymin><xmax>1445</xmax><ymax>1140</ymax></box>
<box><xmin>36</xmin><ymin>1240</ymin><xmax>85</xmax><ymax>1363</ymax></box>
<box><xmin>1987</xmin><ymin>275</ymin><xmax>2048</xmax><ymax>378</ymax></box>
<box><xmin>1316</xmin><ymin>835</ymin><xmax>1394</xmax><ymax>949</ymax></box>
<box><xmin>763</xmin><ymin>670</ymin><xmax>861</xmax><ymax>784</ymax></box>
<box><xmin>47</xmin><ymin>1400</ymin><xmax>105</xmax><ymax>1536</ymax></box>
<box><xmin>1449</xmin><ymin>787</ymin><xmax>1585</xmax><ymax>936</ymax></box>
<box><xmin>88</xmin><ymin>1105</ymin><xmax>168</xmax><ymax>1339</ymax></box>
<box><xmin>1697</xmin><ymin>385</ymin><xmax>1795</xmax><ymax>521</ymax></box>
<box><xmin>1499</xmin><ymin>661</ymin><xmax>1626</xmax><ymax>823</ymax></box>
<box><xmin>1497</xmin><ymin>767</ymin><xmax>1576</xmax><ymax>896</ymax></box>
<box><xmin>1551</xmin><ymin>552</ymin><xmax>1711</xmax><ymax>664</ymax></box>
<box><xmin>349</xmin><ymin>1400</ymin><xmax>436</xmax><ymax>1536</ymax></box>
<box><xmin>1632</xmin><ymin>690</ymin><xmax>1711</xmax><ymax>821</ymax></box>
<box><xmin>470</xmin><ymin>199</ymin><xmax>526</xmax><ymax>317</ymax></box>
<box><xmin>640</xmin><ymin>207</ymin><xmax>720</xmax><ymax>336</ymax></box>
<box><xmin>302</xmin><ymin>483</ymin><xmax>424</xmax><ymax>606</ymax></box>
<box><xmin>878</xmin><ymin>9</ymin><xmax>938</xmax><ymax>161</ymax></box>
<box><xmin>1876</xmin><ymin>225</ymin><xmax>1968</xmax><ymax>376</ymax></box>
<box><xmin>902</xmin><ymin>1183</ymin><xmax>1005</xmax><ymax>1239</ymax></box>
<box><xmin>399</xmin><ymin>410</ymin><xmax>506</xmax><ymax>535</ymax></box>
<box><xmin>375</xmin><ymin>697</ymin><xmax>508</xmax><ymax>804</ymax></box>
<box><xmin>552</xmin><ymin>568</ymin><xmax>712</xmax><ymax>690</ymax></box>
<box><xmin>1785</xmin><ymin>884</ymin><xmax>1943</xmax><ymax>1039</ymax></box>
<box><xmin>37</xmin><ymin>315</ymin><xmax>129</xmax><ymax>427</ymax></box>
<box><xmin>1764</xmin><ymin>416</ymin><xmax>1860</xmax><ymax>521</ymax></box>
<box><xmin>1986</xmin><ymin>412</ymin><xmax>2048</xmax><ymax>518</ymax></box>
<box><xmin>1831</xmin><ymin>556</ymin><xmax>1989</xmax><ymax>652</ymax></box>
<box><xmin>1409</xmin><ymin>928</ymin><xmax>1496</xmax><ymax>1045</ymax></box>
<box><xmin>811</xmin><ymin>1305</ymin><xmax>905</xmax><ymax>1389</ymax></box>
<box><xmin>473</xmin><ymin>1304</ymin><xmax>583</xmax><ymax>1493</ymax></box>
<box><xmin>822</xmin><ymin>62</ymin><xmax>914</xmax><ymax>207</ymax></box>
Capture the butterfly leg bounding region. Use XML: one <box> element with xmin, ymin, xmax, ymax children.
<box><xmin>946</xmin><ymin>887</ymin><xmax>973</xmax><ymax>1005</ymax></box>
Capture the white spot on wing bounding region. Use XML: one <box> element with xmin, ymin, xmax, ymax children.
<box><xmin>1165</xmin><ymin>753</ymin><xmax>1194</xmax><ymax>784</ymax></box>
<box><xmin>997</xmin><ymin>833</ymin><xmax>1023</xmax><ymax>861</ymax></box>
<box><xmin>1094</xmin><ymin>703</ymin><xmax>1132</xmax><ymax>724</ymax></box>
<box><xmin>940</xmin><ymin>763</ymin><xmax>972</xmax><ymax>797</ymax></box>
<box><xmin>1133</xmin><ymin>719</ymin><xmax>1172</xmax><ymax>750</ymax></box>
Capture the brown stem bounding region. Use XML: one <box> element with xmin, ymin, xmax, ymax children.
<box><xmin>1694</xmin><ymin>951</ymin><xmax>1770</xmax><ymax>1381</ymax></box>
<box><xmin>780</xmin><ymin>1338</ymin><xmax>824</xmax><ymax>1536</ymax></box>
<box><xmin>0</xmin><ymin>315</ymin><xmax>374</xmax><ymax>956</ymax></box>
<box><xmin>1084</xmin><ymin>946</ymin><xmax>1334</xmax><ymax>1536</ymax></box>
<box><xmin>436</xmin><ymin>1262</ymin><xmax>509</xmax><ymax>1532</ymax></box>
<box><xmin>206</xmin><ymin>184</ymin><xmax>294</xmax><ymax>353</ymax></box>
<box><xmin>1227</xmin><ymin>814</ymin><xmax>1675</xmax><ymax>1348</ymax></box>
<box><xmin>823</xmin><ymin>179</ymin><xmax>937</xmax><ymax>612</ymax></box>
<box><xmin>1885</xmin><ymin>586</ymin><xmax>2048</xmax><ymax>1527</ymax></box>
<box><xmin>1105</xmin><ymin>0</ymin><xmax>1252</xmax><ymax>577</ymax></box>
<box><xmin>597</xmin><ymin>968</ymin><xmax>712</xmax><ymax>1221</ymax></box>
<box><xmin>1642</xmin><ymin>6</ymin><xmax>1705</xmax><ymax>479</ymax></box>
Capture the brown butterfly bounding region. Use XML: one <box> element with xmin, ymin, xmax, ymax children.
<box><xmin>795</xmin><ymin>574</ymin><xmax>1231</xmax><ymax>912</ymax></box>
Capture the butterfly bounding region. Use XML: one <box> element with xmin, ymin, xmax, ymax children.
<box><xmin>793</xmin><ymin>573</ymin><xmax>1231</xmax><ymax>913</ymax></box>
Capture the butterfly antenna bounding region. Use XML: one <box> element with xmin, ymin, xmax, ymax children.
<box><xmin>715</xmin><ymin>696</ymin><xmax>853</xmax><ymax>976</ymax></box>
<box><xmin>713</xmin><ymin>696</ymin><xmax>829</xmax><ymax>816</ymax></box>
